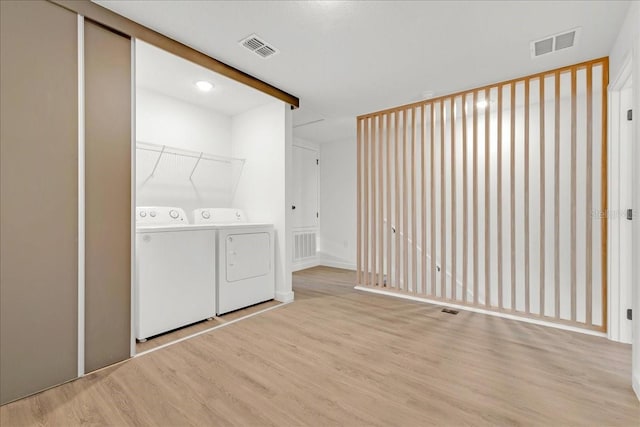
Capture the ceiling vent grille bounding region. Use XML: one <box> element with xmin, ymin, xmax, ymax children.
<box><xmin>239</xmin><ymin>34</ymin><xmax>279</xmax><ymax>59</ymax></box>
<box><xmin>530</xmin><ymin>28</ymin><xmax>580</xmax><ymax>58</ymax></box>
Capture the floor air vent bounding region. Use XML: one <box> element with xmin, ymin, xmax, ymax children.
<box><xmin>293</xmin><ymin>231</ymin><xmax>316</xmax><ymax>262</ymax></box>
<box><xmin>531</xmin><ymin>28</ymin><xmax>579</xmax><ymax>58</ymax></box>
<box><xmin>239</xmin><ymin>34</ymin><xmax>279</xmax><ymax>59</ymax></box>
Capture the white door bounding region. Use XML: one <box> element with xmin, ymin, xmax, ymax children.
<box><xmin>619</xmin><ymin>86</ymin><xmax>633</xmax><ymax>343</ymax></box>
<box><xmin>292</xmin><ymin>145</ymin><xmax>319</xmax><ymax>229</ymax></box>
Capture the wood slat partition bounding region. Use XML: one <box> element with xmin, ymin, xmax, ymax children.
<box><xmin>473</xmin><ymin>92</ymin><xmax>479</xmax><ymax>305</ymax></box>
<box><xmin>462</xmin><ymin>96</ymin><xmax>469</xmax><ymax>303</ymax></box>
<box><xmin>524</xmin><ymin>81</ymin><xmax>530</xmax><ymax>314</ymax></box>
<box><xmin>356</xmin><ymin>57</ymin><xmax>608</xmax><ymax>332</ymax></box>
<box><xmin>386</xmin><ymin>114</ymin><xmax>393</xmax><ymax>290</ymax></box>
<box><xmin>357</xmin><ymin>118</ymin><xmax>362</xmax><ymax>284</ymax></box>
<box><xmin>379</xmin><ymin>115</ymin><xmax>385</xmax><ymax>289</ymax></box>
<box><xmin>395</xmin><ymin>111</ymin><xmax>401</xmax><ymax>290</ymax></box>
<box><xmin>371</xmin><ymin>115</ymin><xmax>377</xmax><ymax>287</ymax></box>
<box><xmin>485</xmin><ymin>88</ymin><xmax>491</xmax><ymax>307</ymax></box>
<box><xmin>421</xmin><ymin>106</ymin><xmax>427</xmax><ymax>295</ymax></box>
<box><xmin>411</xmin><ymin>108</ymin><xmax>418</xmax><ymax>294</ymax></box>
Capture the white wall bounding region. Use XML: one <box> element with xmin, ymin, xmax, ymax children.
<box><xmin>232</xmin><ymin>101</ymin><xmax>294</xmax><ymax>303</ymax></box>
<box><xmin>319</xmin><ymin>138</ymin><xmax>357</xmax><ymax>270</ymax></box>
<box><xmin>609</xmin><ymin>0</ymin><xmax>640</xmax><ymax>401</ymax></box>
<box><xmin>136</xmin><ymin>89</ymin><xmax>237</xmax><ymax>217</ymax></box>
<box><xmin>294</xmin><ymin>137</ymin><xmax>320</xmax><ymax>152</ymax></box>
<box><xmin>137</xmin><ymin>88</ymin><xmax>231</xmax><ymax>155</ymax></box>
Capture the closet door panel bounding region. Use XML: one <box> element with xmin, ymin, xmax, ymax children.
<box><xmin>84</xmin><ymin>21</ymin><xmax>132</xmax><ymax>373</ymax></box>
<box><xmin>0</xmin><ymin>0</ymin><xmax>78</xmax><ymax>404</ymax></box>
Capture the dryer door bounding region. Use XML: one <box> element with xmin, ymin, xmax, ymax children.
<box><xmin>226</xmin><ymin>232</ymin><xmax>271</xmax><ymax>282</ymax></box>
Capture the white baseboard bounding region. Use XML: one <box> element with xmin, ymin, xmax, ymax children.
<box><xmin>634</xmin><ymin>373</ymin><xmax>640</xmax><ymax>401</ymax></box>
<box><xmin>292</xmin><ymin>258</ymin><xmax>320</xmax><ymax>272</ymax></box>
<box><xmin>320</xmin><ymin>259</ymin><xmax>356</xmax><ymax>270</ymax></box>
<box><xmin>354</xmin><ymin>286</ymin><xmax>607</xmax><ymax>338</ymax></box>
<box><xmin>317</xmin><ymin>251</ymin><xmax>356</xmax><ymax>271</ymax></box>
<box><xmin>275</xmin><ymin>290</ymin><xmax>295</xmax><ymax>303</ymax></box>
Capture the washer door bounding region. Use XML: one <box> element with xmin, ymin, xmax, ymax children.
<box><xmin>226</xmin><ymin>232</ymin><xmax>271</xmax><ymax>282</ymax></box>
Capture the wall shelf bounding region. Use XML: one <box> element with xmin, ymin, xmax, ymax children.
<box><xmin>136</xmin><ymin>141</ymin><xmax>245</xmax><ymax>181</ymax></box>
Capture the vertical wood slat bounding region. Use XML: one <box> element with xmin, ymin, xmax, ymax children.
<box><xmin>440</xmin><ymin>101</ymin><xmax>446</xmax><ymax>298</ymax></box>
<box><xmin>554</xmin><ymin>72</ymin><xmax>561</xmax><ymax>319</ymax></box>
<box><xmin>355</xmin><ymin>58</ymin><xmax>607</xmax><ymax>332</ymax></box>
<box><xmin>473</xmin><ymin>92</ymin><xmax>479</xmax><ymax>305</ymax></box>
<box><xmin>371</xmin><ymin>116</ymin><xmax>377</xmax><ymax>287</ymax></box>
<box><xmin>395</xmin><ymin>112</ymin><xmax>401</xmax><ymax>290</ymax></box>
<box><xmin>357</xmin><ymin>119</ymin><xmax>362</xmax><ymax>284</ymax></box>
<box><xmin>510</xmin><ymin>83</ymin><xmax>516</xmax><ymax>311</ymax></box>
<box><xmin>421</xmin><ymin>105</ymin><xmax>427</xmax><ymax>295</ymax></box>
<box><xmin>462</xmin><ymin>96</ymin><xmax>469</xmax><ymax>303</ymax></box>
<box><xmin>379</xmin><ymin>114</ymin><xmax>385</xmax><ymax>288</ymax></box>
<box><xmin>363</xmin><ymin>118</ymin><xmax>369</xmax><ymax>286</ymax></box>
<box><xmin>430</xmin><ymin>105</ymin><xmax>436</xmax><ymax>297</ymax></box>
<box><xmin>411</xmin><ymin>107</ymin><xmax>417</xmax><ymax>294</ymax></box>
<box><xmin>497</xmin><ymin>86</ymin><xmax>503</xmax><ymax>309</ymax></box>
<box><xmin>451</xmin><ymin>97</ymin><xmax>457</xmax><ymax>300</ymax></box>
<box><xmin>585</xmin><ymin>67</ymin><xmax>593</xmax><ymax>325</ymax></box>
<box><xmin>386</xmin><ymin>114</ymin><xmax>392</xmax><ymax>289</ymax></box>
<box><xmin>524</xmin><ymin>80</ymin><xmax>530</xmax><ymax>314</ymax></box>
<box><xmin>601</xmin><ymin>60</ymin><xmax>609</xmax><ymax>331</ymax></box>
<box><xmin>539</xmin><ymin>77</ymin><xmax>546</xmax><ymax>317</ymax></box>
<box><xmin>402</xmin><ymin>110</ymin><xmax>409</xmax><ymax>291</ymax></box>
<box><xmin>484</xmin><ymin>88</ymin><xmax>491</xmax><ymax>307</ymax></box>
<box><xmin>570</xmin><ymin>69</ymin><xmax>577</xmax><ymax>321</ymax></box>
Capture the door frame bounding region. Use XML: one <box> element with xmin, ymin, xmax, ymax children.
<box><xmin>608</xmin><ymin>53</ymin><xmax>633</xmax><ymax>343</ymax></box>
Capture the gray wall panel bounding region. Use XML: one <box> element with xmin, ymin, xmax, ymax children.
<box><xmin>84</xmin><ymin>21</ymin><xmax>132</xmax><ymax>373</ymax></box>
<box><xmin>0</xmin><ymin>0</ymin><xmax>79</xmax><ymax>405</ymax></box>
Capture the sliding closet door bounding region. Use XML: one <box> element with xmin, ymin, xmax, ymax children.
<box><xmin>0</xmin><ymin>0</ymin><xmax>78</xmax><ymax>404</ymax></box>
<box><xmin>84</xmin><ymin>21</ymin><xmax>132</xmax><ymax>373</ymax></box>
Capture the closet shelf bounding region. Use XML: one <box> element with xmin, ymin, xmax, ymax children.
<box><xmin>136</xmin><ymin>141</ymin><xmax>245</xmax><ymax>180</ymax></box>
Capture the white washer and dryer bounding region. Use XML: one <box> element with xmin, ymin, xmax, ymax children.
<box><xmin>193</xmin><ymin>208</ymin><xmax>275</xmax><ymax>315</ymax></box>
<box><xmin>135</xmin><ymin>206</ymin><xmax>216</xmax><ymax>341</ymax></box>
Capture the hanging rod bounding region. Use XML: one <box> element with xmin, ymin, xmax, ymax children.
<box><xmin>136</xmin><ymin>141</ymin><xmax>245</xmax><ymax>180</ymax></box>
<box><xmin>136</xmin><ymin>142</ymin><xmax>244</xmax><ymax>165</ymax></box>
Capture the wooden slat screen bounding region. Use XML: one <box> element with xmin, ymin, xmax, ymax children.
<box><xmin>356</xmin><ymin>58</ymin><xmax>608</xmax><ymax>331</ymax></box>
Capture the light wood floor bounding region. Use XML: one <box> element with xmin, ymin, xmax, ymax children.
<box><xmin>2</xmin><ymin>266</ymin><xmax>638</xmax><ymax>426</ymax></box>
<box><xmin>136</xmin><ymin>299</ymin><xmax>282</xmax><ymax>353</ymax></box>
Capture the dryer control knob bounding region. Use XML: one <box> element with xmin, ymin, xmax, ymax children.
<box><xmin>201</xmin><ymin>211</ymin><xmax>211</xmax><ymax>219</ymax></box>
<box><xmin>169</xmin><ymin>209</ymin><xmax>179</xmax><ymax>219</ymax></box>
<box><xmin>139</xmin><ymin>211</ymin><xmax>147</xmax><ymax>218</ymax></box>
<box><xmin>149</xmin><ymin>211</ymin><xmax>156</xmax><ymax>218</ymax></box>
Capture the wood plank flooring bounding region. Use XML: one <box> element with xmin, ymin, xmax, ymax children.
<box><xmin>136</xmin><ymin>300</ymin><xmax>282</xmax><ymax>353</ymax></box>
<box><xmin>2</xmin><ymin>266</ymin><xmax>638</xmax><ymax>426</ymax></box>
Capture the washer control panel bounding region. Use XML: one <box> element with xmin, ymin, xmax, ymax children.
<box><xmin>136</xmin><ymin>206</ymin><xmax>188</xmax><ymax>225</ymax></box>
<box><xmin>193</xmin><ymin>208</ymin><xmax>247</xmax><ymax>224</ymax></box>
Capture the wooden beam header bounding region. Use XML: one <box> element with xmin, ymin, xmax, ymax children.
<box><xmin>51</xmin><ymin>0</ymin><xmax>300</xmax><ymax>108</ymax></box>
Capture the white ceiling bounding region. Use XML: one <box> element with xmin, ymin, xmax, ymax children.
<box><xmin>98</xmin><ymin>0</ymin><xmax>630</xmax><ymax>143</ymax></box>
<box><xmin>136</xmin><ymin>40</ymin><xmax>274</xmax><ymax>116</ymax></box>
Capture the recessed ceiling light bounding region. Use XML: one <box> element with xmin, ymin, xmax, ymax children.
<box><xmin>476</xmin><ymin>100</ymin><xmax>488</xmax><ymax>109</ymax></box>
<box><xmin>195</xmin><ymin>80</ymin><xmax>214</xmax><ymax>92</ymax></box>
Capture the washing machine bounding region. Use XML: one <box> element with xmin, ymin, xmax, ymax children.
<box><xmin>193</xmin><ymin>208</ymin><xmax>275</xmax><ymax>315</ymax></box>
<box><xmin>135</xmin><ymin>206</ymin><xmax>216</xmax><ymax>341</ymax></box>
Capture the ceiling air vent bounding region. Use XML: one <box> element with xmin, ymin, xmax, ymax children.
<box><xmin>239</xmin><ymin>34</ymin><xmax>279</xmax><ymax>59</ymax></box>
<box><xmin>530</xmin><ymin>28</ymin><xmax>580</xmax><ymax>58</ymax></box>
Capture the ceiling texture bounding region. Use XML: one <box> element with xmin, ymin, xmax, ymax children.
<box><xmin>98</xmin><ymin>0</ymin><xmax>630</xmax><ymax>143</ymax></box>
